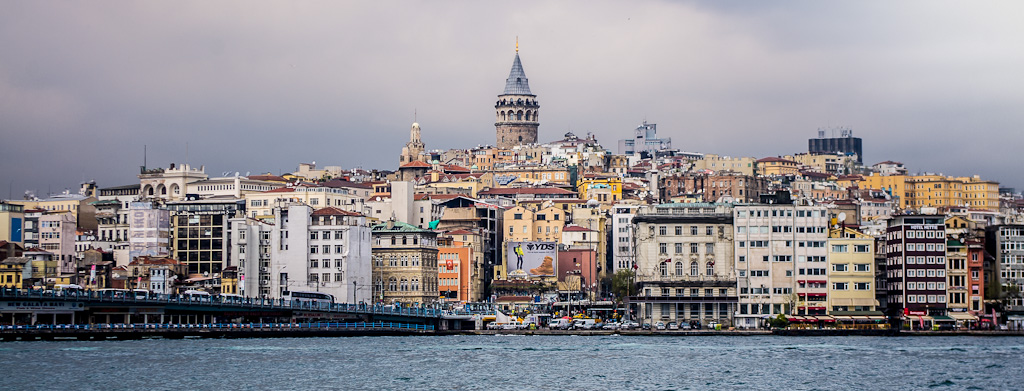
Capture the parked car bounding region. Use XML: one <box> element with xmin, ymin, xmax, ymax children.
<box><xmin>602</xmin><ymin>322</ymin><xmax>621</xmax><ymax>330</ymax></box>
<box><xmin>680</xmin><ymin>322</ymin><xmax>692</xmax><ymax>330</ymax></box>
<box><xmin>655</xmin><ymin>322</ymin><xmax>666</xmax><ymax>330</ymax></box>
<box><xmin>667</xmin><ymin>322</ymin><xmax>679</xmax><ymax>330</ymax></box>
<box><xmin>620</xmin><ymin>321</ymin><xmax>639</xmax><ymax>330</ymax></box>
<box><xmin>642</xmin><ymin>323</ymin><xmax>652</xmax><ymax>330</ymax></box>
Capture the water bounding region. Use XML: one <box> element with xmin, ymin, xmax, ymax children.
<box><xmin>2</xmin><ymin>335</ymin><xmax>1022</xmax><ymax>390</ymax></box>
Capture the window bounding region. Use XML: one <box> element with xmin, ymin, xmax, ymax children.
<box><xmin>660</xmin><ymin>262</ymin><xmax>668</xmax><ymax>276</ymax></box>
<box><xmin>690</xmin><ymin>243</ymin><xmax>698</xmax><ymax>253</ymax></box>
<box><xmin>690</xmin><ymin>226</ymin><xmax>698</xmax><ymax>235</ymax></box>
<box><xmin>706</xmin><ymin>262</ymin><xmax>715</xmax><ymax>276</ymax></box>
<box><xmin>309</xmin><ymin>260</ymin><xmax>319</xmax><ymax>268</ymax></box>
<box><xmin>705</xmin><ymin>243</ymin><xmax>714</xmax><ymax>254</ymax></box>
<box><xmin>832</xmin><ymin>245</ymin><xmax>848</xmax><ymax>253</ymax></box>
<box><xmin>706</xmin><ymin>226</ymin><xmax>714</xmax><ymax>236</ymax></box>
<box><xmin>738</xmin><ymin>256</ymin><xmax>746</xmax><ymax>263</ymax></box>
<box><xmin>659</xmin><ymin>226</ymin><xmax>667</xmax><ymax>235</ymax></box>
<box><xmin>659</xmin><ymin>243</ymin><xmax>667</xmax><ymax>254</ymax></box>
<box><xmin>854</xmin><ymin>263</ymin><xmax>870</xmax><ymax>272</ymax></box>
<box><xmin>690</xmin><ymin>261</ymin><xmax>698</xmax><ymax>276</ymax></box>
<box><xmin>675</xmin><ymin>243</ymin><xmax>683</xmax><ymax>254</ymax></box>
<box><xmin>675</xmin><ymin>226</ymin><xmax>682</xmax><ymax>235</ymax></box>
<box><xmin>833</xmin><ymin>264</ymin><xmax>848</xmax><ymax>272</ymax></box>
<box><xmin>675</xmin><ymin>262</ymin><xmax>684</xmax><ymax>276</ymax></box>
<box><xmin>854</xmin><ymin>244</ymin><xmax>870</xmax><ymax>253</ymax></box>
<box><xmin>855</xmin><ymin>282</ymin><xmax>870</xmax><ymax>290</ymax></box>
<box><xmin>833</xmin><ymin>282</ymin><xmax>848</xmax><ymax>290</ymax></box>
<box><xmin>310</xmin><ymin>231</ymin><xmax>319</xmax><ymax>240</ymax></box>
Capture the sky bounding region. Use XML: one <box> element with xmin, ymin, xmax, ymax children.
<box><xmin>2</xmin><ymin>1</ymin><xmax>1023</xmax><ymax>198</ymax></box>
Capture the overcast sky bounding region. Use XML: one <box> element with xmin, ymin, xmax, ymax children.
<box><xmin>2</xmin><ymin>1</ymin><xmax>1022</xmax><ymax>197</ymax></box>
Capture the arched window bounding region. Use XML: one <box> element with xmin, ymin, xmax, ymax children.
<box><xmin>525</xmin><ymin>111</ymin><xmax>532</xmax><ymax>121</ymax></box>
<box><xmin>170</xmin><ymin>184</ymin><xmax>180</xmax><ymax>195</ymax></box>
<box><xmin>158</xmin><ymin>185</ymin><xmax>166</xmax><ymax>195</ymax></box>
<box><xmin>388</xmin><ymin>278</ymin><xmax>397</xmax><ymax>291</ymax></box>
<box><xmin>412</xmin><ymin>278</ymin><xmax>419</xmax><ymax>291</ymax></box>
<box><xmin>400</xmin><ymin>278</ymin><xmax>408</xmax><ymax>291</ymax></box>
<box><xmin>402</xmin><ymin>236</ymin><xmax>407</xmax><ymax>245</ymax></box>
<box><xmin>518</xmin><ymin>136</ymin><xmax>523</xmax><ymax>142</ymax></box>
<box><xmin>376</xmin><ymin>277</ymin><xmax>383</xmax><ymax>293</ymax></box>
<box><xmin>507</xmin><ymin>110</ymin><xmax>514</xmax><ymax>120</ymax></box>
<box><xmin>675</xmin><ymin>262</ymin><xmax>684</xmax><ymax>276</ymax></box>
<box><xmin>145</xmin><ymin>185</ymin><xmax>154</xmax><ymax>196</ymax></box>
<box><xmin>501</xmin><ymin>112</ymin><xmax>506</xmax><ymax>121</ymax></box>
<box><xmin>516</xmin><ymin>110</ymin><xmax>523</xmax><ymax>120</ymax></box>
<box><xmin>690</xmin><ymin>261</ymin><xmax>699</xmax><ymax>276</ymax></box>
<box><xmin>660</xmin><ymin>262</ymin><xmax>667</xmax><ymax>276</ymax></box>
<box><xmin>706</xmin><ymin>262</ymin><xmax>715</xmax><ymax>276</ymax></box>
<box><xmin>390</xmin><ymin>236</ymin><xmax>396</xmax><ymax>245</ymax></box>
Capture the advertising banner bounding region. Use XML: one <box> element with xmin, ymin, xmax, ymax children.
<box><xmin>506</xmin><ymin>241</ymin><xmax>557</xmax><ymax>277</ymax></box>
<box><xmin>129</xmin><ymin>206</ymin><xmax>171</xmax><ymax>260</ymax></box>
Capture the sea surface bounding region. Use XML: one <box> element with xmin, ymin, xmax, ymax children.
<box><xmin>1</xmin><ymin>335</ymin><xmax>1022</xmax><ymax>390</ymax></box>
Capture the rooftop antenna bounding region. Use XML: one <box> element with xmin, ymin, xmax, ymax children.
<box><xmin>143</xmin><ymin>144</ymin><xmax>147</xmax><ymax>170</ymax></box>
<box><xmin>516</xmin><ymin>36</ymin><xmax>519</xmax><ymax>53</ymax></box>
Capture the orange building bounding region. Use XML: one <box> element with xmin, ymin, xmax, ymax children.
<box><xmin>438</xmin><ymin>235</ymin><xmax>475</xmax><ymax>303</ymax></box>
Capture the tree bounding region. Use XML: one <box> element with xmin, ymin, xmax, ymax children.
<box><xmin>611</xmin><ymin>269</ymin><xmax>637</xmax><ymax>303</ymax></box>
<box><xmin>768</xmin><ymin>313</ymin><xmax>790</xmax><ymax>329</ymax></box>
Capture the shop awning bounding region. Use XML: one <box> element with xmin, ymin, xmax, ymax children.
<box><xmin>815</xmin><ymin>316</ymin><xmax>835</xmax><ymax>322</ymax></box>
<box><xmin>932</xmin><ymin>315</ymin><xmax>955</xmax><ymax>322</ymax></box>
<box><xmin>948</xmin><ymin>312</ymin><xmax>978</xmax><ymax>321</ymax></box>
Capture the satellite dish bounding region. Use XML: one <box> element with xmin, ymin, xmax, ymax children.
<box><xmin>838</xmin><ymin>212</ymin><xmax>847</xmax><ymax>222</ymax></box>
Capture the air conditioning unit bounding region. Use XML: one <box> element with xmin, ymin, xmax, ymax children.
<box><xmin>260</xmin><ymin>267</ymin><xmax>268</xmax><ymax>272</ymax></box>
<box><xmin>337</xmin><ymin>267</ymin><xmax>344</xmax><ymax>271</ymax></box>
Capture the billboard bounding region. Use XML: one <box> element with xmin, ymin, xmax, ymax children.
<box><xmin>129</xmin><ymin>205</ymin><xmax>171</xmax><ymax>260</ymax></box>
<box><xmin>506</xmin><ymin>241</ymin><xmax>557</xmax><ymax>277</ymax></box>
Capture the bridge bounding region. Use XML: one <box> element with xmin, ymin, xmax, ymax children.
<box><xmin>0</xmin><ymin>289</ymin><xmax>477</xmax><ymax>335</ymax></box>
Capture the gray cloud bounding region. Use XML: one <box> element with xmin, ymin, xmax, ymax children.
<box><xmin>1</xmin><ymin>1</ymin><xmax>1022</xmax><ymax>196</ymax></box>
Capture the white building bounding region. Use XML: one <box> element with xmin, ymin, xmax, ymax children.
<box><xmin>365</xmin><ymin>181</ymin><xmax>443</xmax><ymax>229</ymax></box>
<box><xmin>733</xmin><ymin>203</ymin><xmax>829</xmax><ymax>329</ymax></box>
<box><xmin>231</xmin><ymin>204</ymin><xmax>372</xmax><ymax>304</ymax></box>
<box><xmin>611</xmin><ymin>203</ymin><xmax>639</xmax><ymax>272</ymax></box>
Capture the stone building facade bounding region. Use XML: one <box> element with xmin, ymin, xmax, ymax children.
<box><xmin>371</xmin><ymin>220</ymin><xmax>439</xmax><ymax>304</ymax></box>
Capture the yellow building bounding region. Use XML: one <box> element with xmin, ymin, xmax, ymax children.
<box><xmin>489</xmin><ymin>166</ymin><xmax>571</xmax><ymax>186</ymax></box>
<box><xmin>499</xmin><ymin>204</ymin><xmax>566</xmax><ymax>280</ymax></box>
<box><xmin>857</xmin><ymin>173</ymin><xmax>1000</xmax><ymax>212</ymax></box>
<box><xmin>577</xmin><ymin>175</ymin><xmax>623</xmax><ymax>205</ymax></box>
<box><xmin>755</xmin><ymin>157</ymin><xmax>800</xmax><ymax>176</ymax></box>
<box><xmin>692</xmin><ymin>154</ymin><xmax>756</xmax><ymax>175</ymax></box>
<box><xmin>0</xmin><ymin>257</ymin><xmax>28</xmax><ymax>288</ymax></box>
<box><xmin>826</xmin><ymin>229</ymin><xmax>877</xmax><ymax>313</ymax></box>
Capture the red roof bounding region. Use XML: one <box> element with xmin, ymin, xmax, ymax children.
<box><xmin>479</xmin><ymin>187</ymin><xmax>577</xmax><ymax>196</ymax></box>
<box><xmin>263</xmin><ymin>187</ymin><xmax>296</xmax><ymax>193</ymax></box>
<box><xmin>322</xmin><ymin>179</ymin><xmax>373</xmax><ymax>189</ymax></box>
<box><xmin>400</xmin><ymin>161</ymin><xmax>432</xmax><ymax>168</ymax></box>
<box><xmin>441</xmin><ymin>164</ymin><xmax>471</xmax><ymax>173</ymax></box>
<box><xmin>128</xmin><ymin>256</ymin><xmax>181</xmax><ymax>266</ymax></box>
<box><xmin>247</xmin><ymin>174</ymin><xmax>287</xmax><ymax>182</ymax></box>
<box><xmin>311</xmin><ymin>207</ymin><xmax>363</xmax><ymax>217</ymax></box>
<box><xmin>757</xmin><ymin>157</ymin><xmax>797</xmax><ymax>164</ymax></box>
<box><xmin>563</xmin><ymin>225</ymin><xmax>594</xmax><ymax>232</ymax></box>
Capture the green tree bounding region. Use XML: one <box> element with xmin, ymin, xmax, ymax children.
<box><xmin>768</xmin><ymin>313</ymin><xmax>790</xmax><ymax>329</ymax></box>
<box><xmin>611</xmin><ymin>269</ymin><xmax>637</xmax><ymax>303</ymax></box>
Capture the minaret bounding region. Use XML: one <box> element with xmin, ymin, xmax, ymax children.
<box><xmin>400</xmin><ymin>122</ymin><xmax>425</xmax><ymax>165</ymax></box>
<box><xmin>495</xmin><ymin>39</ymin><xmax>539</xmax><ymax>148</ymax></box>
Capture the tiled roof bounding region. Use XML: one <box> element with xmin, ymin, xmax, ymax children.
<box><xmin>563</xmin><ymin>225</ymin><xmax>594</xmax><ymax>232</ymax></box>
<box><xmin>479</xmin><ymin>187</ymin><xmax>576</xmax><ymax>195</ymax></box>
<box><xmin>263</xmin><ymin>187</ymin><xmax>296</xmax><ymax>193</ymax></box>
<box><xmin>247</xmin><ymin>174</ymin><xmax>287</xmax><ymax>182</ymax></box>
<box><xmin>400</xmin><ymin>161</ymin><xmax>432</xmax><ymax>168</ymax></box>
<box><xmin>445</xmin><ymin>229</ymin><xmax>478</xmax><ymax>236</ymax></box>
<box><xmin>757</xmin><ymin>157</ymin><xmax>797</xmax><ymax>164</ymax></box>
<box><xmin>321</xmin><ymin>179</ymin><xmax>373</xmax><ymax>189</ymax></box>
<box><xmin>311</xmin><ymin>207</ymin><xmax>363</xmax><ymax>217</ymax></box>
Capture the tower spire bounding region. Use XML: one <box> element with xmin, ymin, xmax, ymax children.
<box><xmin>516</xmin><ymin>36</ymin><xmax>518</xmax><ymax>53</ymax></box>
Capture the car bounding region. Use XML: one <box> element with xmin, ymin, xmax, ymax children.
<box><xmin>602</xmin><ymin>322</ymin><xmax>620</xmax><ymax>330</ymax></box>
<box><xmin>642</xmin><ymin>323</ymin><xmax>652</xmax><ymax>330</ymax></box>
<box><xmin>680</xmin><ymin>323</ymin><xmax>692</xmax><ymax>330</ymax></box>
<box><xmin>667</xmin><ymin>322</ymin><xmax>679</xmax><ymax>330</ymax></box>
<box><xmin>655</xmin><ymin>322</ymin><xmax>666</xmax><ymax>330</ymax></box>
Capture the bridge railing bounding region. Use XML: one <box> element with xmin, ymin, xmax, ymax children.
<box><xmin>0</xmin><ymin>288</ymin><xmax>448</xmax><ymax>318</ymax></box>
<box><xmin>0</xmin><ymin>321</ymin><xmax>434</xmax><ymax>332</ymax></box>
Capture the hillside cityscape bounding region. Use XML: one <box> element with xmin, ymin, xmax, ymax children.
<box><xmin>3</xmin><ymin>48</ymin><xmax>1024</xmax><ymax>333</ymax></box>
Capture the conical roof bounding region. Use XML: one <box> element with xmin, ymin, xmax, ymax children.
<box><xmin>502</xmin><ymin>53</ymin><xmax>533</xmax><ymax>95</ymax></box>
